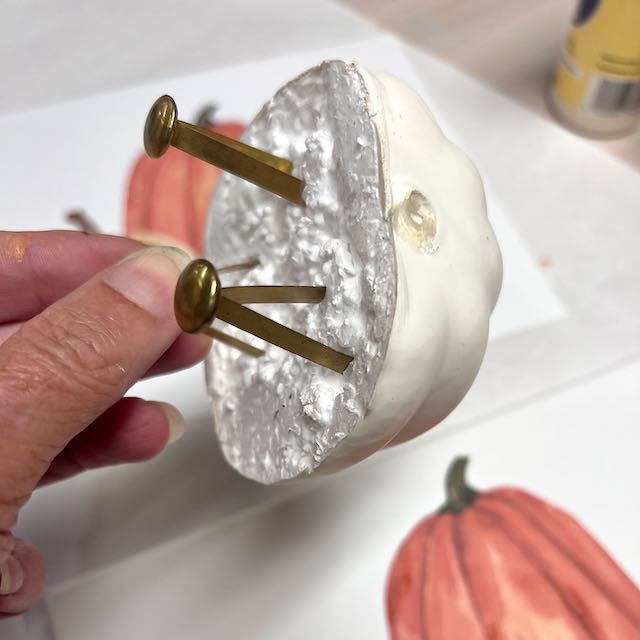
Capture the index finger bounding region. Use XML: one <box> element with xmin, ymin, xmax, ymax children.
<box><xmin>0</xmin><ymin>231</ymin><xmax>143</xmax><ymax>323</ymax></box>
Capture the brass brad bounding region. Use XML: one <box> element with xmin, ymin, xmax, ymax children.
<box><xmin>144</xmin><ymin>95</ymin><xmax>305</xmax><ymax>206</ymax></box>
<box><xmin>145</xmin><ymin>94</ymin><xmax>352</xmax><ymax>373</ymax></box>
<box><xmin>144</xmin><ymin>95</ymin><xmax>178</xmax><ymax>159</ymax></box>
<box><xmin>174</xmin><ymin>259</ymin><xmax>221</xmax><ymax>334</ymax></box>
<box><xmin>174</xmin><ymin>259</ymin><xmax>353</xmax><ymax>374</ymax></box>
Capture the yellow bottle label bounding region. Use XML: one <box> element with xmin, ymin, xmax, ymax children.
<box><xmin>553</xmin><ymin>0</ymin><xmax>640</xmax><ymax>114</ymax></box>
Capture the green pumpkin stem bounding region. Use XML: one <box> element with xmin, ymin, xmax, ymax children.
<box><xmin>440</xmin><ymin>456</ymin><xmax>477</xmax><ymax>514</ymax></box>
<box><xmin>195</xmin><ymin>104</ymin><xmax>219</xmax><ymax>129</ymax></box>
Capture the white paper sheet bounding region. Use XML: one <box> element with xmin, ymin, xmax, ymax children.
<box><xmin>46</xmin><ymin>356</ymin><xmax>640</xmax><ymax>639</ymax></box>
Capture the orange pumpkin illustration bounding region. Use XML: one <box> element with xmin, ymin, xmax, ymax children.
<box><xmin>387</xmin><ymin>457</ymin><xmax>640</xmax><ymax>639</ymax></box>
<box><xmin>125</xmin><ymin>105</ymin><xmax>245</xmax><ymax>255</ymax></box>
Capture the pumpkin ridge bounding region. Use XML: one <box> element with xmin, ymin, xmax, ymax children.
<box><xmin>418</xmin><ymin>516</ymin><xmax>439</xmax><ymax>640</ymax></box>
<box><xmin>485</xmin><ymin>492</ymin><xmax>640</xmax><ymax>631</ymax></box>
<box><xmin>125</xmin><ymin>155</ymin><xmax>155</xmax><ymax>235</ymax></box>
<box><xmin>452</xmin><ymin>514</ymin><xmax>491</xmax><ymax>640</ymax></box>
<box><xmin>474</xmin><ymin>503</ymin><xmax>599</xmax><ymax>640</ymax></box>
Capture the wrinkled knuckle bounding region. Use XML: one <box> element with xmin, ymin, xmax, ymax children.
<box><xmin>40</xmin><ymin>310</ymin><xmax>126</xmax><ymax>397</ymax></box>
<box><xmin>4</xmin><ymin>309</ymin><xmax>126</xmax><ymax>402</ymax></box>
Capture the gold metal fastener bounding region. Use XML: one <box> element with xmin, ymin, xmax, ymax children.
<box><xmin>174</xmin><ymin>259</ymin><xmax>353</xmax><ymax>374</ymax></box>
<box><xmin>144</xmin><ymin>95</ymin><xmax>305</xmax><ymax>206</ymax></box>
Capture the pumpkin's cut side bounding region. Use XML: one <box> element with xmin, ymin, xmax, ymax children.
<box><xmin>386</xmin><ymin>457</ymin><xmax>640</xmax><ymax>640</ymax></box>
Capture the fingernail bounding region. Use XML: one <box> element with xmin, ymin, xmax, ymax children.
<box><xmin>0</xmin><ymin>554</ymin><xmax>24</xmax><ymax>596</ymax></box>
<box><xmin>103</xmin><ymin>246</ymin><xmax>191</xmax><ymax>321</ymax></box>
<box><xmin>150</xmin><ymin>401</ymin><xmax>185</xmax><ymax>445</ymax></box>
<box><xmin>128</xmin><ymin>232</ymin><xmax>195</xmax><ymax>259</ymax></box>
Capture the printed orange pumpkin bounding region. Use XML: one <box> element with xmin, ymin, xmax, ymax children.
<box><xmin>125</xmin><ymin>106</ymin><xmax>244</xmax><ymax>255</ymax></box>
<box><xmin>387</xmin><ymin>457</ymin><xmax>640</xmax><ymax>639</ymax></box>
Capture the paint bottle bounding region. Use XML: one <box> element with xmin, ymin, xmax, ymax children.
<box><xmin>548</xmin><ymin>0</ymin><xmax>640</xmax><ymax>138</ymax></box>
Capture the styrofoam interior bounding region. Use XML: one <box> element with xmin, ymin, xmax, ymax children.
<box><xmin>205</xmin><ymin>61</ymin><xmax>396</xmax><ymax>484</ymax></box>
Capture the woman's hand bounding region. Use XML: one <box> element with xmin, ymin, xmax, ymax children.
<box><xmin>0</xmin><ymin>231</ymin><xmax>210</xmax><ymax>616</ymax></box>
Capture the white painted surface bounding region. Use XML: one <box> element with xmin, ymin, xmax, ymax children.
<box><xmin>205</xmin><ymin>60</ymin><xmax>503</xmax><ymax>483</ymax></box>
<box><xmin>206</xmin><ymin>60</ymin><xmax>397</xmax><ymax>483</ymax></box>
<box><xmin>366</xmin><ymin>70</ymin><xmax>501</xmax><ymax>450</ymax></box>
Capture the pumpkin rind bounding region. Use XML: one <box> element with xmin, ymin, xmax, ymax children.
<box><xmin>387</xmin><ymin>458</ymin><xmax>640</xmax><ymax>639</ymax></box>
<box><xmin>424</xmin><ymin>515</ymin><xmax>486</xmax><ymax>638</ymax></box>
<box><xmin>125</xmin><ymin>153</ymin><xmax>156</xmax><ymax>236</ymax></box>
<box><xmin>387</xmin><ymin>517</ymin><xmax>435</xmax><ymax>639</ymax></box>
<box><xmin>498</xmin><ymin>488</ymin><xmax>640</xmax><ymax>628</ymax></box>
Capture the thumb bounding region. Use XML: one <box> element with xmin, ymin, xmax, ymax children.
<box><xmin>0</xmin><ymin>246</ymin><xmax>191</xmax><ymax>523</ymax></box>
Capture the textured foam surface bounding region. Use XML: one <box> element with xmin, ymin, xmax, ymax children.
<box><xmin>205</xmin><ymin>61</ymin><xmax>396</xmax><ymax>484</ymax></box>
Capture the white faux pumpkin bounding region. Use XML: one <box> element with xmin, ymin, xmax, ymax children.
<box><xmin>205</xmin><ymin>61</ymin><xmax>502</xmax><ymax>484</ymax></box>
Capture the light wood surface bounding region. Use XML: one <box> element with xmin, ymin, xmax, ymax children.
<box><xmin>341</xmin><ymin>0</ymin><xmax>640</xmax><ymax>170</ymax></box>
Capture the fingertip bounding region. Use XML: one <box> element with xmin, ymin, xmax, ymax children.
<box><xmin>0</xmin><ymin>540</ymin><xmax>46</xmax><ymax>617</ymax></box>
<box><xmin>102</xmin><ymin>398</ymin><xmax>175</xmax><ymax>461</ymax></box>
<box><xmin>0</xmin><ymin>553</ymin><xmax>24</xmax><ymax>596</ymax></box>
<box><xmin>149</xmin><ymin>401</ymin><xmax>185</xmax><ymax>445</ymax></box>
<box><xmin>40</xmin><ymin>398</ymin><xmax>185</xmax><ymax>484</ymax></box>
